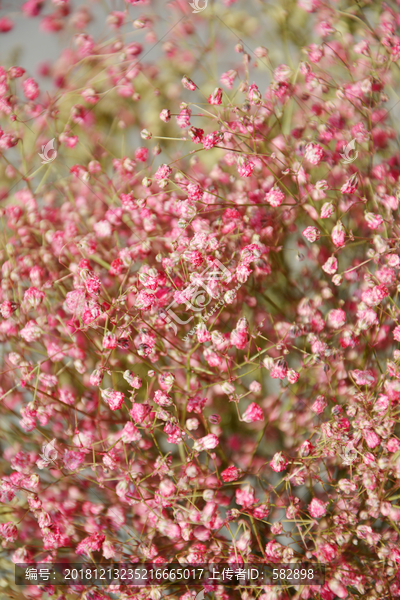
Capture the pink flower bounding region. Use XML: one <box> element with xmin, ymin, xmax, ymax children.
<box><xmin>197</xmin><ymin>323</ymin><xmax>211</xmax><ymax>343</ymax></box>
<box><xmin>160</xmin><ymin>109</ymin><xmax>171</xmax><ymax>122</ymax></box>
<box><xmin>188</xmin><ymin>127</ymin><xmax>204</xmax><ymax>143</ymax></box>
<box><xmin>311</xmin><ymin>395</ymin><xmax>327</xmax><ymax>414</ymax></box>
<box><xmin>235</xmin><ymin>485</ymin><xmax>257</xmax><ymax>508</ymax></box>
<box><xmin>265</xmin><ymin>188</ymin><xmax>285</xmax><ymax>207</ymax></box>
<box><xmin>341</xmin><ymin>174</ymin><xmax>358</xmax><ymax>194</ymax></box>
<box><xmin>393</xmin><ymin>326</ymin><xmax>400</xmax><ymax>341</ymax></box>
<box><xmin>154</xmin><ymin>164</ymin><xmax>172</xmax><ymax>180</ymax></box>
<box><xmin>187</xmin><ymin>395</ymin><xmax>206</xmax><ymax>414</ymax></box>
<box><xmin>0</xmin><ymin>522</ymin><xmax>18</xmax><ymax>543</ymax></box>
<box><xmin>102</xmin><ymin>540</ymin><xmax>116</xmax><ymax>559</ymax></box>
<box><xmin>202</xmin><ymin>131</ymin><xmax>222</xmax><ymax>150</ymax></box>
<box><xmin>365</xmin><ymin>212</ymin><xmax>383</xmax><ymax>229</ymax></box>
<box><xmin>135</xmin><ymin>147</ymin><xmax>148</xmax><ymax>162</ymax></box>
<box><xmin>363</xmin><ymin>430</ymin><xmax>380</xmax><ymax>449</ymax></box>
<box><xmin>220</xmin><ymin>69</ymin><xmax>237</xmax><ymax>89</ymax></box>
<box><xmin>103</xmin><ymin>333</ymin><xmax>117</xmax><ymax>349</ymax></box>
<box><xmin>85</xmin><ymin>275</ymin><xmax>101</xmax><ymax>296</ymax></box>
<box><xmin>242</xmin><ymin>402</ymin><xmax>264</xmax><ymax>423</ymax></box>
<box><xmin>305</xmin><ymin>142</ymin><xmax>324</xmax><ymax>165</ymax></box>
<box><xmin>153</xmin><ymin>390</ymin><xmax>172</xmax><ymax>407</ymax></box>
<box><xmin>308</xmin><ymin>498</ymin><xmax>327</xmax><ymax>518</ymax></box>
<box><xmin>270</xmin><ymin>360</ymin><xmax>288</xmax><ymax>380</ymax></box>
<box><xmin>208</xmin><ymin>87</ymin><xmax>223</xmax><ymax>105</ymax></box>
<box><xmin>193</xmin><ymin>434</ymin><xmax>219</xmax><ymax>452</ymax></box>
<box><xmin>181</xmin><ymin>75</ymin><xmax>196</xmax><ymax>90</ymax></box>
<box><xmin>269</xmin><ymin>452</ymin><xmax>288</xmax><ymax>472</ymax></box>
<box><xmin>0</xmin><ymin>17</ymin><xmax>14</xmax><ymax>32</ymax></box>
<box><xmin>23</xmin><ymin>77</ymin><xmax>39</xmax><ymax>100</ymax></box>
<box><xmin>237</xmin><ymin>157</ymin><xmax>254</xmax><ymax>177</ymax></box>
<box><xmin>327</xmin><ymin>309</ymin><xmax>346</xmax><ymax>329</ymax></box>
<box><xmin>93</xmin><ymin>220</ymin><xmax>112</xmax><ymax>238</ymax></box>
<box><xmin>253</xmin><ymin>504</ymin><xmax>269</xmax><ymax>519</ymax></box>
<box><xmin>135</xmin><ymin>291</ymin><xmax>157</xmax><ymax>311</ymax></box>
<box><xmin>221</xmin><ymin>465</ymin><xmax>242</xmax><ymax>482</ymax></box>
<box><xmin>63</xmin><ymin>450</ymin><xmax>85</xmax><ymax>471</ymax></box>
<box><xmin>331</xmin><ymin>220</ymin><xmax>345</xmax><ymax>247</ymax></box>
<box><xmin>351</xmin><ymin>369</ymin><xmax>376</xmax><ymax>387</ymax></box>
<box><xmin>387</xmin><ymin>438</ymin><xmax>400</xmax><ymax>452</ymax></box>
<box><xmin>287</xmin><ymin>369</ymin><xmax>300</xmax><ymax>384</ymax></box>
<box><xmin>101</xmin><ymin>389</ymin><xmax>125</xmax><ymax>411</ymax></box>
<box><xmin>176</xmin><ymin>106</ymin><xmax>191</xmax><ymax>128</ymax></box>
<box><xmin>24</xmin><ymin>287</ymin><xmax>45</xmax><ymax>309</ymax></box>
<box><xmin>130</xmin><ymin>403</ymin><xmax>151</xmax><ymax>424</ymax></box>
<box><xmin>22</xmin><ymin>0</ymin><xmax>43</xmax><ymax>18</ymax></box>
<box><xmin>20</xmin><ymin>320</ymin><xmax>42</xmax><ymax>342</ymax></box>
<box><xmin>315</xmin><ymin>542</ymin><xmax>337</xmax><ymax>563</ymax></box>
<box><xmin>322</xmin><ymin>256</ymin><xmax>338</xmax><ymax>274</ymax></box>
<box><xmin>248</xmin><ymin>83</ymin><xmax>262</xmax><ymax>104</ymax></box>
<box><xmin>303</xmin><ymin>226</ymin><xmax>321</xmax><ymax>242</ymax></box>
<box><xmin>320</xmin><ymin>202</ymin><xmax>334</xmax><ymax>218</ymax></box>
<box><xmin>76</xmin><ymin>532</ymin><xmax>105</xmax><ymax>556</ymax></box>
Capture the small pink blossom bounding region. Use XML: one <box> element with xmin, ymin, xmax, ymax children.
<box><xmin>153</xmin><ymin>390</ymin><xmax>172</xmax><ymax>407</ymax></box>
<box><xmin>102</xmin><ymin>389</ymin><xmax>125</xmax><ymax>411</ymax></box>
<box><xmin>24</xmin><ymin>287</ymin><xmax>45</xmax><ymax>309</ymax></box>
<box><xmin>193</xmin><ymin>434</ymin><xmax>219</xmax><ymax>452</ymax></box>
<box><xmin>327</xmin><ymin>309</ymin><xmax>346</xmax><ymax>329</ymax></box>
<box><xmin>202</xmin><ymin>131</ymin><xmax>222</xmax><ymax>150</ymax></box>
<box><xmin>235</xmin><ymin>485</ymin><xmax>257</xmax><ymax>508</ymax></box>
<box><xmin>311</xmin><ymin>395</ymin><xmax>327</xmax><ymax>414</ymax></box>
<box><xmin>322</xmin><ymin>256</ymin><xmax>338</xmax><ymax>274</ymax></box>
<box><xmin>23</xmin><ymin>77</ymin><xmax>39</xmax><ymax>100</ymax></box>
<box><xmin>351</xmin><ymin>369</ymin><xmax>376</xmax><ymax>387</ymax></box>
<box><xmin>103</xmin><ymin>333</ymin><xmax>117</xmax><ymax>349</ymax></box>
<box><xmin>208</xmin><ymin>87</ymin><xmax>223</xmax><ymax>105</ymax></box>
<box><xmin>387</xmin><ymin>438</ymin><xmax>400</xmax><ymax>452</ymax></box>
<box><xmin>331</xmin><ymin>220</ymin><xmax>346</xmax><ymax>247</ymax></box>
<box><xmin>365</xmin><ymin>212</ymin><xmax>383</xmax><ymax>230</ymax></box>
<box><xmin>305</xmin><ymin>142</ymin><xmax>324</xmax><ymax>165</ymax></box>
<box><xmin>341</xmin><ymin>175</ymin><xmax>358</xmax><ymax>195</ymax></box>
<box><xmin>270</xmin><ymin>452</ymin><xmax>288</xmax><ymax>472</ymax></box>
<box><xmin>307</xmin><ymin>44</ymin><xmax>324</xmax><ymax>63</ymax></box>
<box><xmin>242</xmin><ymin>402</ymin><xmax>264</xmax><ymax>423</ymax></box>
<box><xmin>76</xmin><ymin>532</ymin><xmax>105</xmax><ymax>556</ymax></box>
<box><xmin>320</xmin><ymin>202</ymin><xmax>334</xmax><ymax>218</ymax></box>
<box><xmin>308</xmin><ymin>498</ymin><xmax>328</xmax><ymax>518</ymax></box>
<box><xmin>287</xmin><ymin>369</ymin><xmax>300</xmax><ymax>384</ymax></box>
<box><xmin>63</xmin><ymin>450</ymin><xmax>85</xmax><ymax>471</ymax></box>
<box><xmin>154</xmin><ymin>164</ymin><xmax>172</xmax><ymax>180</ymax></box>
<box><xmin>181</xmin><ymin>75</ymin><xmax>196</xmax><ymax>90</ymax></box>
<box><xmin>220</xmin><ymin>69</ymin><xmax>237</xmax><ymax>89</ymax></box>
<box><xmin>265</xmin><ymin>188</ymin><xmax>285</xmax><ymax>207</ymax></box>
<box><xmin>0</xmin><ymin>522</ymin><xmax>18</xmax><ymax>543</ymax></box>
<box><xmin>303</xmin><ymin>226</ymin><xmax>321</xmax><ymax>242</ymax></box>
<box><xmin>221</xmin><ymin>465</ymin><xmax>242</xmax><ymax>482</ymax></box>
<box><xmin>0</xmin><ymin>17</ymin><xmax>14</xmax><ymax>32</ymax></box>
<box><xmin>270</xmin><ymin>360</ymin><xmax>288</xmax><ymax>380</ymax></box>
<box><xmin>130</xmin><ymin>403</ymin><xmax>151</xmax><ymax>424</ymax></box>
<box><xmin>364</xmin><ymin>430</ymin><xmax>380</xmax><ymax>449</ymax></box>
<box><xmin>160</xmin><ymin>109</ymin><xmax>171</xmax><ymax>122</ymax></box>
